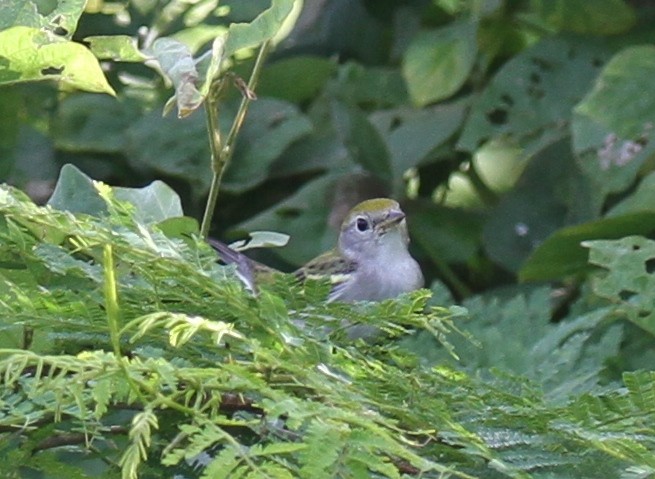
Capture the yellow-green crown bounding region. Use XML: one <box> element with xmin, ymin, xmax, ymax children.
<box><xmin>346</xmin><ymin>198</ymin><xmax>400</xmax><ymax>217</ymax></box>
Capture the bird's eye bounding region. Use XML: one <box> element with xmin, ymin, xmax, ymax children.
<box><xmin>356</xmin><ymin>217</ymin><xmax>370</xmax><ymax>232</ymax></box>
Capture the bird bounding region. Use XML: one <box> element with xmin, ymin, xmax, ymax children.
<box><xmin>209</xmin><ymin>198</ymin><xmax>424</xmax><ymax>302</ymax></box>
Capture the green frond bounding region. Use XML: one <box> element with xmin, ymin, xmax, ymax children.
<box><xmin>3</xmin><ymin>185</ymin><xmax>655</xmax><ymax>478</ymax></box>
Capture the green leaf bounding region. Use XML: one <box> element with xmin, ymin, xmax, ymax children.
<box><xmin>329</xmin><ymin>100</ymin><xmax>392</xmax><ymax>183</ymax></box>
<box><xmin>48</xmin><ymin>164</ymin><xmax>185</xmax><ymax>224</ymax></box>
<box><xmin>531</xmin><ymin>0</ymin><xmax>635</xmax><ymax>35</ymax></box>
<box><xmin>52</xmin><ymin>93</ymin><xmax>138</xmax><ymax>153</ymax></box>
<box><xmin>584</xmin><ymin>236</ymin><xmax>655</xmax><ymax>335</ymax></box>
<box><xmin>607</xmin><ymin>172</ymin><xmax>655</xmax><ymax>217</ymax></box>
<box><xmin>171</xmin><ymin>25</ymin><xmax>228</xmax><ymax>55</ymax></box>
<box><xmin>575</xmin><ymin>45</ymin><xmax>655</xmax><ymax>140</ymax></box>
<box><xmin>223</xmin><ymin>98</ymin><xmax>313</xmax><ymax>191</ymax></box>
<box><xmin>334</xmin><ymin>63</ymin><xmax>409</xmax><ymax>108</ymax></box>
<box><xmin>156</xmin><ymin>216</ymin><xmax>199</xmax><ymax>238</ymax></box>
<box><xmin>519</xmin><ymin>213</ymin><xmax>655</xmax><ymax>281</ymax></box>
<box><xmin>223</xmin><ymin>0</ymin><xmax>298</xmax><ymax>58</ymax></box>
<box><xmin>258</xmin><ymin>55</ymin><xmax>337</xmax><ymax>103</ymax></box>
<box><xmin>35</xmin><ymin>243</ymin><xmax>103</xmax><ymax>281</ymax></box>
<box><xmin>409</xmin><ymin>202</ymin><xmax>482</xmax><ymax>264</ymax></box>
<box><xmin>125</xmin><ymin>108</ymin><xmax>211</xmax><ymax>196</ymax></box>
<box><xmin>299</xmin><ymin>420</ymin><xmax>344</xmax><ymax>478</ymax></box>
<box><xmin>113</xmin><ymin>181</ymin><xmax>184</xmax><ymax>224</ymax></box>
<box><xmin>572</xmin><ymin>112</ymin><xmax>655</xmax><ymax>206</ymax></box>
<box><xmin>458</xmin><ymin>36</ymin><xmax>614</xmax><ymax>152</ymax></box>
<box><xmin>371</xmin><ymin>99</ymin><xmax>467</xmax><ymax>177</ymax></box>
<box><xmin>84</xmin><ymin>35</ymin><xmax>146</xmax><ymax>62</ymax></box>
<box><xmin>402</xmin><ymin>21</ymin><xmax>477</xmax><ymax>106</ymax></box>
<box><xmin>483</xmin><ymin>138</ymin><xmax>582</xmax><ymax>273</ymax></box>
<box><xmin>47</xmin><ymin>164</ymin><xmax>107</xmax><ymax>216</ymax></box>
<box><xmin>0</xmin><ymin>0</ymin><xmax>87</xmax><ymax>38</ymax></box>
<box><xmin>0</xmin><ymin>26</ymin><xmax>115</xmax><ymax>95</ymax></box>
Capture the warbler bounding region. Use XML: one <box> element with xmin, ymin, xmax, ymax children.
<box><xmin>210</xmin><ymin>198</ymin><xmax>424</xmax><ymax>302</ymax></box>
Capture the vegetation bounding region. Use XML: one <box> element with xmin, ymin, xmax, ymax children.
<box><xmin>2</xmin><ymin>0</ymin><xmax>655</xmax><ymax>477</ymax></box>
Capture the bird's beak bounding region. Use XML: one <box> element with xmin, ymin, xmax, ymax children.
<box><xmin>378</xmin><ymin>209</ymin><xmax>405</xmax><ymax>232</ymax></box>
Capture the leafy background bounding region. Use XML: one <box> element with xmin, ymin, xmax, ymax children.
<box><xmin>2</xmin><ymin>0</ymin><xmax>655</xmax><ymax>478</ymax></box>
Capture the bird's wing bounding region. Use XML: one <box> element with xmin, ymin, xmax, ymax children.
<box><xmin>294</xmin><ymin>249</ymin><xmax>357</xmax><ymax>299</ymax></box>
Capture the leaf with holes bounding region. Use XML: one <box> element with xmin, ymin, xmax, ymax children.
<box><xmin>84</xmin><ymin>35</ymin><xmax>146</xmax><ymax>62</ymax></box>
<box><xmin>520</xmin><ymin>213</ymin><xmax>655</xmax><ymax>282</ymax></box>
<box><xmin>458</xmin><ymin>36</ymin><xmax>614</xmax><ymax>153</ymax></box>
<box><xmin>583</xmin><ymin>236</ymin><xmax>655</xmax><ymax>335</ymax></box>
<box><xmin>0</xmin><ymin>26</ymin><xmax>115</xmax><ymax>95</ymax></box>
<box><xmin>0</xmin><ymin>0</ymin><xmax>87</xmax><ymax>38</ymax></box>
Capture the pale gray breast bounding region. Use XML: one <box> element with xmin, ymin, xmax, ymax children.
<box><xmin>329</xmin><ymin>255</ymin><xmax>423</xmax><ymax>302</ymax></box>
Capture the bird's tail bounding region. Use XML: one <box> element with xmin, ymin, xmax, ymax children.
<box><xmin>207</xmin><ymin>238</ymin><xmax>244</xmax><ymax>265</ymax></box>
<box><xmin>207</xmin><ymin>238</ymin><xmax>257</xmax><ymax>291</ymax></box>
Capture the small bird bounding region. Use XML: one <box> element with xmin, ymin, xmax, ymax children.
<box><xmin>210</xmin><ymin>198</ymin><xmax>424</xmax><ymax>302</ymax></box>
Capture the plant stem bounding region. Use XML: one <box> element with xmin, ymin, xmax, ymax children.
<box><xmin>103</xmin><ymin>244</ymin><xmax>122</xmax><ymax>358</ymax></box>
<box><xmin>200</xmin><ymin>41</ymin><xmax>271</xmax><ymax>238</ymax></box>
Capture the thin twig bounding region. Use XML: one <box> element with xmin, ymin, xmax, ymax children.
<box><xmin>200</xmin><ymin>41</ymin><xmax>271</xmax><ymax>238</ymax></box>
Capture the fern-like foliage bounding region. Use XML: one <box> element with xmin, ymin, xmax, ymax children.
<box><xmin>1</xmin><ymin>185</ymin><xmax>655</xmax><ymax>479</ymax></box>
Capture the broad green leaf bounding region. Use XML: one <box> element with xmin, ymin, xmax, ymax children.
<box><xmin>48</xmin><ymin>164</ymin><xmax>185</xmax><ymax>224</ymax></box>
<box><xmin>0</xmin><ymin>0</ymin><xmax>87</xmax><ymax>38</ymax></box>
<box><xmin>125</xmin><ymin>108</ymin><xmax>212</xmax><ymax>196</ymax></box>
<box><xmin>584</xmin><ymin>236</ymin><xmax>655</xmax><ymax>335</ymax></box>
<box><xmin>572</xmin><ymin>112</ymin><xmax>655</xmax><ymax>205</ymax></box>
<box><xmin>152</xmin><ymin>37</ymin><xmax>203</xmax><ymax>118</ymax></box>
<box><xmin>607</xmin><ymin>172</ymin><xmax>655</xmax><ymax>217</ymax></box>
<box><xmin>223</xmin><ymin>98</ymin><xmax>313</xmax><ymax>191</ymax></box>
<box><xmin>52</xmin><ymin>93</ymin><xmax>138</xmax><ymax>153</ymax></box>
<box><xmin>171</xmin><ymin>25</ymin><xmax>227</xmax><ymax>54</ymax></box>
<box><xmin>402</xmin><ymin>21</ymin><xmax>477</xmax><ymax>106</ymax></box>
<box><xmin>223</xmin><ymin>0</ymin><xmax>298</xmax><ymax>58</ymax></box>
<box><xmin>47</xmin><ymin>163</ymin><xmax>107</xmax><ymax>216</ymax></box>
<box><xmin>458</xmin><ymin>36</ymin><xmax>614</xmax><ymax>152</ymax></box>
<box><xmin>531</xmin><ymin>0</ymin><xmax>635</xmax><ymax>35</ymax></box>
<box><xmin>519</xmin><ymin>212</ymin><xmax>655</xmax><ymax>281</ymax></box>
<box><xmin>258</xmin><ymin>56</ymin><xmax>337</xmax><ymax>103</ymax></box>
<box><xmin>113</xmin><ymin>181</ymin><xmax>184</xmax><ymax>225</ymax></box>
<box><xmin>408</xmin><ymin>202</ymin><xmax>482</xmax><ymax>264</ymax></box>
<box><xmin>330</xmin><ymin>100</ymin><xmax>392</xmax><ymax>184</ymax></box>
<box><xmin>371</xmin><ymin>100</ymin><xmax>467</xmax><ymax>177</ymax></box>
<box><xmin>0</xmin><ymin>26</ymin><xmax>115</xmax><ymax>95</ymax></box>
<box><xmin>265</xmin><ymin>130</ymin><xmax>351</xmax><ymax>178</ymax></box>
<box><xmin>334</xmin><ymin>63</ymin><xmax>409</xmax><ymax>108</ymax></box>
<box><xmin>483</xmin><ymin>138</ymin><xmax>584</xmax><ymax>274</ymax></box>
<box><xmin>575</xmin><ymin>45</ymin><xmax>655</xmax><ymax>140</ymax></box>
<box><xmin>156</xmin><ymin>216</ymin><xmax>199</xmax><ymax>238</ymax></box>
<box><xmin>84</xmin><ymin>35</ymin><xmax>146</xmax><ymax>62</ymax></box>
